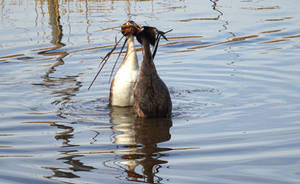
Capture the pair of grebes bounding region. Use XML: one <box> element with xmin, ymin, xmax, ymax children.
<box><xmin>93</xmin><ymin>21</ymin><xmax>172</xmax><ymax>118</ymax></box>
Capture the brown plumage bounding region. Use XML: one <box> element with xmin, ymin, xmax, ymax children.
<box><xmin>133</xmin><ymin>26</ymin><xmax>172</xmax><ymax>118</ymax></box>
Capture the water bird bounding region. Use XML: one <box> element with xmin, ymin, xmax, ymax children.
<box><xmin>133</xmin><ymin>25</ymin><xmax>172</xmax><ymax>118</ymax></box>
<box><xmin>109</xmin><ymin>21</ymin><xmax>141</xmax><ymax>107</ymax></box>
<box><xmin>89</xmin><ymin>20</ymin><xmax>172</xmax><ymax>118</ymax></box>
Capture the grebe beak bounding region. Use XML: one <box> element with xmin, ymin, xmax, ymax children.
<box><xmin>136</xmin><ymin>26</ymin><xmax>173</xmax><ymax>58</ymax></box>
<box><xmin>152</xmin><ymin>28</ymin><xmax>173</xmax><ymax>59</ymax></box>
<box><xmin>121</xmin><ymin>21</ymin><xmax>141</xmax><ymax>36</ymax></box>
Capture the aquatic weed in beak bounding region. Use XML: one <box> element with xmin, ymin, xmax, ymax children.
<box><xmin>121</xmin><ymin>21</ymin><xmax>141</xmax><ymax>36</ymax></box>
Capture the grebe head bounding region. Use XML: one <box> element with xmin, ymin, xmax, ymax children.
<box><xmin>135</xmin><ymin>25</ymin><xmax>171</xmax><ymax>59</ymax></box>
<box><xmin>136</xmin><ymin>26</ymin><xmax>157</xmax><ymax>46</ymax></box>
<box><xmin>121</xmin><ymin>20</ymin><xmax>141</xmax><ymax>36</ymax></box>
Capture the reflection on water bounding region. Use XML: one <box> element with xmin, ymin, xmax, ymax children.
<box><xmin>47</xmin><ymin>0</ymin><xmax>64</xmax><ymax>48</ymax></box>
<box><xmin>1</xmin><ymin>0</ymin><xmax>300</xmax><ymax>183</ymax></box>
<box><xmin>43</xmin><ymin>107</ymin><xmax>172</xmax><ymax>183</ymax></box>
<box><xmin>32</xmin><ymin>0</ymin><xmax>82</xmax><ymax>106</ymax></box>
<box><xmin>110</xmin><ymin>107</ymin><xmax>172</xmax><ymax>183</ymax></box>
<box><xmin>44</xmin><ymin>122</ymin><xmax>96</xmax><ymax>181</ymax></box>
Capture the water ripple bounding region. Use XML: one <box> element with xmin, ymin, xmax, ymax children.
<box><xmin>1</xmin><ymin>0</ymin><xmax>300</xmax><ymax>184</ymax></box>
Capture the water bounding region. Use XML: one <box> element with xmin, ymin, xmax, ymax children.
<box><xmin>1</xmin><ymin>0</ymin><xmax>300</xmax><ymax>183</ymax></box>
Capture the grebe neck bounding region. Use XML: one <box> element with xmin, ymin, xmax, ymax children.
<box><xmin>122</xmin><ymin>35</ymin><xmax>138</xmax><ymax>68</ymax></box>
<box><xmin>141</xmin><ymin>38</ymin><xmax>152</xmax><ymax>61</ymax></box>
<box><xmin>127</xmin><ymin>35</ymin><xmax>135</xmax><ymax>51</ymax></box>
<box><xmin>140</xmin><ymin>38</ymin><xmax>157</xmax><ymax>76</ymax></box>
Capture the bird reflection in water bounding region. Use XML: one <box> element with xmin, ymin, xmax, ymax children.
<box><xmin>110</xmin><ymin>107</ymin><xmax>172</xmax><ymax>183</ymax></box>
<box><xmin>33</xmin><ymin>0</ymin><xmax>82</xmax><ymax>106</ymax></box>
<box><xmin>43</xmin><ymin>123</ymin><xmax>95</xmax><ymax>181</ymax></box>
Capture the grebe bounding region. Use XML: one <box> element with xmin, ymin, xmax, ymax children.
<box><xmin>109</xmin><ymin>21</ymin><xmax>141</xmax><ymax>107</ymax></box>
<box><xmin>133</xmin><ymin>26</ymin><xmax>172</xmax><ymax>118</ymax></box>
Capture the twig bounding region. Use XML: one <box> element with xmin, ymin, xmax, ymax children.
<box><xmin>108</xmin><ymin>38</ymin><xmax>128</xmax><ymax>83</ymax></box>
<box><xmin>88</xmin><ymin>35</ymin><xmax>125</xmax><ymax>90</ymax></box>
<box><xmin>152</xmin><ymin>29</ymin><xmax>173</xmax><ymax>59</ymax></box>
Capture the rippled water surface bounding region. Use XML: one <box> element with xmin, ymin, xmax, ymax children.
<box><xmin>1</xmin><ymin>0</ymin><xmax>300</xmax><ymax>183</ymax></box>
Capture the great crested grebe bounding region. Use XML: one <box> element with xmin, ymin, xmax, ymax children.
<box><xmin>133</xmin><ymin>26</ymin><xmax>172</xmax><ymax>118</ymax></box>
<box><xmin>109</xmin><ymin>21</ymin><xmax>141</xmax><ymax>107</ymax></box>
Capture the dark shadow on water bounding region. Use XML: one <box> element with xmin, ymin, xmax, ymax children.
<box><xmin>41</xmin><ymin>0</ymin><xmax>67</xmax><ymax>77</ymax></box>
<box><xmin>36</xmin><ymin>1</ymin><xmax>94</xmax><ymax>181</ymax></box>
<box><xmin>110</xmin><ymin>107</ymin><xmax>172</xmax><ymax>183</ymax></box>
<box><xmin>42</xmin><ymin>107</ymin><xmax>172</xmax><ymax>183</ymax></box>
<box><xmin>33</xmin><ymin>0</ymin><xmax>83</xmax><ymax>106</ymax></box>
<box><xmin>44</xmin><ymin>123</ymin><xmax>95</xmax><ymax>181</ymax></box>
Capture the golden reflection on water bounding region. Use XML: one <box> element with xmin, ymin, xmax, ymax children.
<box><xmin>23</xmin><ymin>120</ymin><xmax>57</xmax><ymax>124</ymax></box>
<box><xmin>169</xmin><ymin>30</ymin><xmax>300</xmax><ymax>53</ymax></box>
<box><xmin>31</xmin><ymin>0</ymin><xmax>83</xmax><ymax>105</ymax></box>
<box><xmin>0</xmin><ymin>129</ymin><xmax>32</xmax><ymax>158</ymax></box>
<box><xmin>241</xmin><ymin>5</ymin><xmax>280</xmax><ymax>10</ymax></box>
<box><xmin>1</xmin><ymin>0</ymin><xmax>300</xmax><ymax>183</ymax></box>
<box><xmin>1</xmin><ymin>0</ymin><xmax>297</xmax><ymax>59</ymax></box>
<box><xmin>0</xmin><ymin>134</ymin><xmax>14</xmax><ymax>136</ymax></box>
<box><xmin>265</xmin><ymin>17</ymin><xmax>292</xmax><ymax>22</ymax></box>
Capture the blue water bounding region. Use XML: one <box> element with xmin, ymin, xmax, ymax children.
<box><xmin>1</xmin><ymin>0</ymin><xmax>300</xmax><ymax>183</ymax></box>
